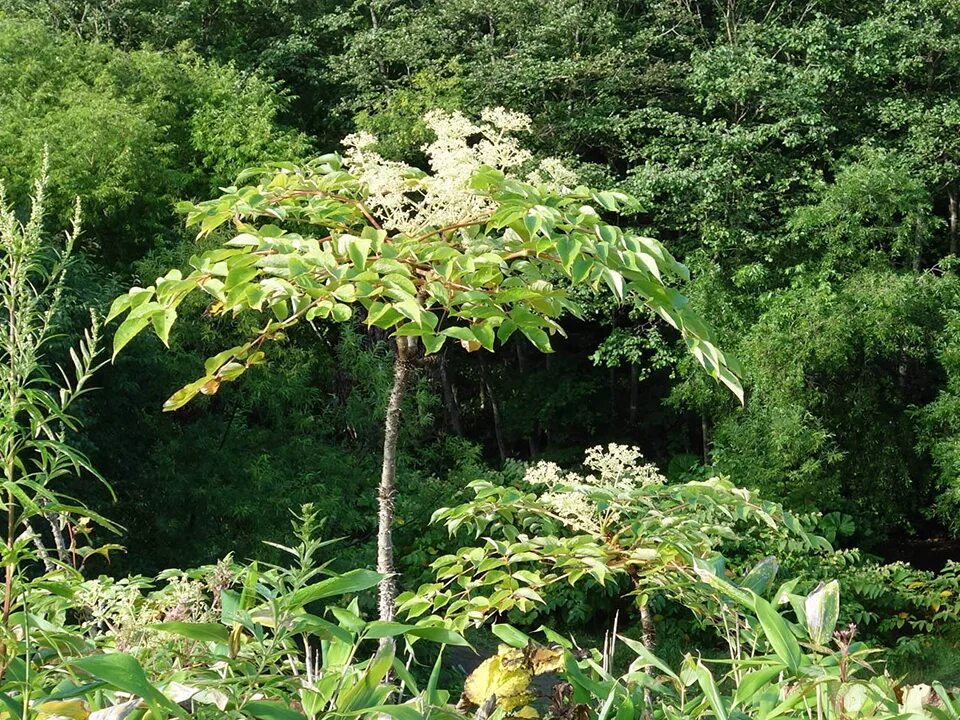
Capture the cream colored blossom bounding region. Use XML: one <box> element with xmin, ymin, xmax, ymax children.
<box><xmin>527</xmin><ymin>157</ymin><xmax>579</xmax><ymax>192</ymax></box>
<box><xmin>340</xmin><ymin>108</ymin><xmax>539</xmax><ymax>236</ymax></box>
<box><xmin>523</xmin><ymin>445</ymin><xmax>667</xmax><ymax>535</ymax></box>
<box><xmin>525</xmin><ymin>460</ymin><xmax>566</xmax><ymax>488</ymax></box>
<box><xmin>541</xmin><ymin>490</ymin><xmax>602</xmax><ymax>534</ymax></box>
<box><xmin>342</xmin><ymin>132</ymin><xmax>419</xmax><ymax>232</ymax></box>
<box><xmin>341</xmin><ymin>131</ymin><xmax>378</xmax><ymax>151</ymax></box>
<box><xmin>426</xmin><ymin>109</ymin><xmax>480</xmax><ymax>139</ymax></box>
<box><xmin>584</xmin><ymin>443</ymin><xmax>665</xmax><ymax>491</ymax></box>
<box><xmin>480</xmin><ymin>107</ymin><xmax>533</xmax><ymax>133</ymax></box>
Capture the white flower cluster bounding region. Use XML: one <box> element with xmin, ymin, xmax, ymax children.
<box><xmin>525</xmin><ymin>459</ymin><xmax>569</xmax><ymax>487</ymax></box>
<box><xmin>341</xmin><ymin>108</ymin><xmax>575</xmax><ymax>235</ymax></box>
<box><xmin>525</xmin><ymin>444</ymin><xmax>667</xmax><ymax>535</ymax></box>
<box><xmin>341</xmin><ymin>131</ymin><xmax>424</xmax><ymax>234</ymax></box>
<box><xmin>526</xmin><ymin>444</ymin><xmax>665</xmax><ymax>492</ymax></box>
<box><xmin>526</xmin><ymin>157</ymin><xmax>579</xmax><ymax>192</ymax></box>
<box><xmin>540</xmin><ymin>488</ymin><xmax>603</xmax><ymax>534</ymax></box>
<box><xmin>583</xmin><ymin>443</ymin><xmax>666</xmax><ymax>492</ymax></box>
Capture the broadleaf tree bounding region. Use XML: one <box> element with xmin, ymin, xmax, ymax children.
<box><xmin>107</xmin><ymin>109</ymin><xmax>742</xmax><ymax>623</ymax></box>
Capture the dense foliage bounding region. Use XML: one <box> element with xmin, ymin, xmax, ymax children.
<box><xmin>2</xmin><ymin>0</ymin><xmax>959</xmax><ymax>565</ymax></box>
<box><xmin>0</xmin><ymin>0</ymin><xmax>959</xmax><ymax>716</ymax></box>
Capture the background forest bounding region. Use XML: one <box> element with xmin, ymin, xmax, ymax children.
<box><xmin>4</xmin><ymin>0</ymin><xmax>959</xmax><ymax>570</ymax></box>
<box><xmin>1</xmin><ymin>0</ymin><xmax>960</xmax><ymax>716</ymax></box>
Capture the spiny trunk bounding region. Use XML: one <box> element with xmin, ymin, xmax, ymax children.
<box><xmin>46</xmin><ymin>511</ymin><xmax>68</xmax><ymax>564</ymax></box>
<box><xmin>377</xmin><ymin>337</ymin><xmax>414</xmax><ymax>633</ymax></box>
<box><xmin>639</xmin><ymin>599</ymin><xmax>656</xmax><ymax>651</ymax></box>
<box><xmin>25</xmin><ymin>519</ymin><xmax>54</xmax><ymax>572</ymax></box>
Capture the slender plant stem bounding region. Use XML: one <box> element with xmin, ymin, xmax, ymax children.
<box><xmin>3</xmin><ymin>488</ymin><xmax>14</xmax><ymax>626</ymax></box>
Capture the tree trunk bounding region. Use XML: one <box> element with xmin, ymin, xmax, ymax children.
<box><xmin>609</xmin><ymin>367</ymin><xmax>617</xmax><ymax>420</ymax></box>
<box><xmin>701</xmin><ymin>414</ymin><xmax>710</xmax><ymax>465</ymax></box>
<box><xmin>639</xmin><ymin>600</ymin><xmax>656</xmax><ymax>720</ymax></box>
<box><xmin>949</xmin><ymin>183</ymin><xmax>959</xmax><ymax>256</ymax></box>
<box><xmin>377</xmin><ymin>337</ymin><xmax>414</xmax><ymax>631</ymax></box>
<box><xmin>640</xmin><ymin>599</ymin><xmax>656</xmax><ymax>651</ymax></box>
<box><xmin>527</xmin><ymin>435</ymin><xmax>538</xmax><ymax>458</ymax></box>
<box><xmin>628</xmin><ymin>363</ymin><xmax>640</xmax><ymax>426</ymax></box>
<box><xmin>439</xmin><ymin>351</ymin><xmax>463</xmax><ymax>436</ymax></box>
<box><xmin>480</xmin><ymin>359</ymin><xmax>507</xmax><ymax>463</ymax></box>
<box><xmin>515</xmin><ymin>341</ymin><xmax>527</xmax><ymax>374</ymax></box>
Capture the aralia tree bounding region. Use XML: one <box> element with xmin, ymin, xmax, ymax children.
<box><xmin>108</xmin><ymin>108</ymin><xmax>742</xmax><ymax>622</ymax></box>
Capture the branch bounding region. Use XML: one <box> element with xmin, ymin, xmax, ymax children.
<box><xmin>24</xmin><ymin>519</ymin><xmax>55</xmax><ymax>572</ymax></box>
<box><xmin>277</xmin><ymin>189</ymin><xmax>383</xmax><ymax>230</ymax></box>
<box><xmin>416</xmin><ymin>216</ymin><xmax>491</xmax><ymax>242</ymax></box>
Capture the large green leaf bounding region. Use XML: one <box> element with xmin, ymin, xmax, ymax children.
<box><xmin>425</xmin><ymin>647</ymin><xmax>445</xmax><ymax>707</ymax></box>
<box><xmin>491</xmin><ymin>623</ymin><xmax>530</xmax><ymax>648</ymax></box>
<box><xmin>243</xmin><ymin>700</ymin><xmax>308</xmax><ymax>720</ymax></box>
<box><xmin>337</xmin><ymin>648</ymin><xmax>395</xmax><ymax>712</ymax></box>
<box><xmin>286</xmin><ymin>569</ymin><xmax>383</xmax><ymax>608</ymax></box>
<box><xmin>618</xmin><ymin>635</ymin><xmax>679</xmax><ymax>682</ymax></box>
<box><xmin>0</xmin><ymin>692</ymin><xmax>21</xmax><ymax>720</ymax></box>
<box><xmin>352</xmin><ymin>704</ymin><xmax>424</xmax><ymax>720</ymax></box>
<box><xmin>150</xmin><ymin>622</ymin><xmax>229</xmax><ymax>644</ymax></box>
<box><xmin>733</xmin><ymin>665</ymin><xmax>786</xmax><ymax>708</ymax></box>
<box><xmin>694</xmin><ymin>661</ymin><xmax>728</xmax><ymax>720</ymax></box>
<box><xmin>112</xmin><ymin>313</ymin><xmax>151</xmax><ymax>359</ymax></box>
<box><xmin>693</xmin><ymin>556</ymin><xmax>756</xmax><ymax>609</ymax></box>
<box><xmin>753</xmin><ymin>595</ymin><xmax>803</xmax><ymax>673</ymax></box>
<box><xmin>71</xmin><ymin>653</ymin><xmax>187</xmax><ymax>718</ymax></box>
<box><xmin>740</xmin><ymin>557</ymin><xmax>779</xmax><ymax>596</ymax></box>
<box><xmin>288</xmin><ymin>614</ymin><xmax>355</xmax><ymax>643</ymax></box>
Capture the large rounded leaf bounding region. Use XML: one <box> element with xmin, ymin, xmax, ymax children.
<box><xmin>804</xmin><ymin>580</ymin><xmax>840</xmax><ymax>646</ymax></box>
